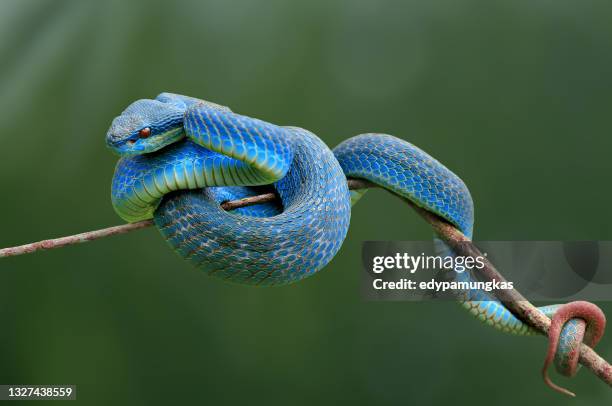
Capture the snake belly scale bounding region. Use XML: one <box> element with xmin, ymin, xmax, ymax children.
<box><xmin>107</xmin><ymin>92</ymin><xmax>605</xmax><ymax>396</ymax></box>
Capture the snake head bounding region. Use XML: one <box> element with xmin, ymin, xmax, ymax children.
<box><xmin>106</xmin><ymin>99</ymin><xmax>186</xmax><ymax>156</ymax></box>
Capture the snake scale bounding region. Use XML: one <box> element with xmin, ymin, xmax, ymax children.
<box><xmin>107</xmin><ymin>93</ymin><xmax>605</xmax><ymax>396</ymax></box>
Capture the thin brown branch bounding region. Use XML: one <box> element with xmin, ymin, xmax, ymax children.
<box><xmin>0</xmin><ymin>178</ymin><xmax>610</xmax><ymax>390</ymax></box>
<box><xmin>0</xmin><ymin>220</ymin><xmax>154</xmax><ymax>258</ymax></box>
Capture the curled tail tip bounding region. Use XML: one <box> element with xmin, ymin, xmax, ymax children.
<box><xmin>542</xmin><ymin>369</ymin><xmax>576</xmax><ymax>397</ymax></box>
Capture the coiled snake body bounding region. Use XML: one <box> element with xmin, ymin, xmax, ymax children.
<box><xmin>107</xmin><ymin>93</ymin><xmax>605</xmax><ymax>396</ymax></box>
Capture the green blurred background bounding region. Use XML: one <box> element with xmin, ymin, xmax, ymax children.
<box><xmin>1</xmin><ymin>0</ymin><xmax>611</xmax><ymax>404</ymax></box>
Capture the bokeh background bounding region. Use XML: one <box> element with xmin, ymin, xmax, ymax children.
<box><xmin>1</xmin><ymin>0</ymin><xmax>611</xmax><ymax>404</ymax></box>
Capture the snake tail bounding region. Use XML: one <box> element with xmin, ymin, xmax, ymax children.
<box><xmin>542</xmin><ymin>301</ymin><xmax>606</xmax><ymax>397</ymax></box>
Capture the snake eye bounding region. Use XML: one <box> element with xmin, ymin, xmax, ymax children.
<box><xmin>139</xmin><ymin>127</ymin><xmax>151</xmax><ymax>138</ymax></box>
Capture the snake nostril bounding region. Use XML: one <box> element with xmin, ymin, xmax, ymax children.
<box><xmin>127</xmin><ymin>139</ymin><xmax>136</xmax><ymax>145</ymax></box>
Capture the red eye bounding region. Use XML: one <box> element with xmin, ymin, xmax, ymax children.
<box><xmin>139</xmin><ymin>127</ymin><xmax>151</xmax><ymax>138</ymax></box>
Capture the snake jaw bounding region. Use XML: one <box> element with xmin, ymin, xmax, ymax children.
<box><xmin>108</xmin><ymin>126</ymin><xmax>185</xmax><ymax>156</ymax></box>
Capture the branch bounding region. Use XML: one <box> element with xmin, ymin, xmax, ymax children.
<box><xmin>0</xmin><ymin>220</ymin><xmax>153</xmax><ymax>258</ymax></box>
<box><xmin>0</xmin><ymin>178</ymin><xmax>610</xmax><ymax>389</ymax></box>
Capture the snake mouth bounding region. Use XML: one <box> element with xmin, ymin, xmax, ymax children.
<box><xmin>109</xmin><ymin>127</ymin><xmax>186</xmax><ymax>156</ymax></box>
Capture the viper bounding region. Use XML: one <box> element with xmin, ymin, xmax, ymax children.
<box><xmin>107</xmin><ymin>92</ymin><xmax>605</xmax><ymax>396</ymax></box>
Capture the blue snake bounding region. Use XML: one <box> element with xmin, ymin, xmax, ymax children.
<box><xmin>107</xmin><ymin>93</ymin><xmax>605</xmax><ymax>396</ymax></box>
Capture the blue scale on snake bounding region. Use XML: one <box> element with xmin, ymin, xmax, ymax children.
<box><xmin>107</xmin><ymin>92</ymin><xmax>599</xmax><ymax>393</ymax></box>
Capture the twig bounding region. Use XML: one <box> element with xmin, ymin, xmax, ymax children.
<box><xmin>0</xmin><ymin>178</ymin><xmax>610</xmax><ymax>389</ymax></box>
<box><xmin>0</xmin><ymin>220</ymin><xmax>153</xmax><ymax>258</ymax></box>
